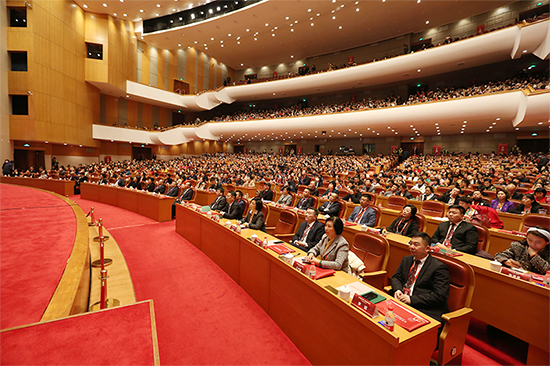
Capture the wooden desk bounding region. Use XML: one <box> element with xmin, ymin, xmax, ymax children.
<box><xmin>382</xmin><ymin>233</ymin><xmax>549</xmax><ymax>365</ymax></box>
<box><xmin>81</xmin><ymin>183</ymin><xmax>175</xmax><ymax>222</ymax></box>
<box><xmin>0</xmin><ymin>176</ymin><xmax>75</xmax><ymax>196</ymax></box>
<box><xmin>175</xmin><ymin>205</ymin><xmax>440</xmax><ymax>365</ymax></box>
<box><xmin>193</xmin><ymin>189</ymin><xmax>216</xmax><ymax>206</ymax></box>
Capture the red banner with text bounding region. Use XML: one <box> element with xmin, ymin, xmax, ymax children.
<box><xmin>433</xmin><ymin>145</ymin><xmax>441</xmax><ymax>155</ymax></box>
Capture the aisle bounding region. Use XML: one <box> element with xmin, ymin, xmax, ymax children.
<box><xmin>72</xmin><ymin>196</ymin><xmax>310</xmax><ymax>365</ymax></box>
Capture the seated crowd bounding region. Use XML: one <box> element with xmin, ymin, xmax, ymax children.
<box><xmin>207</xmin><ymin>72</ymin><xmax>548</xmax><ymax>123</ymax></box>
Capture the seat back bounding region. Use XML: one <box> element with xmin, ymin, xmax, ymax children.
<box><xmin>374</xmin><ymin>186</ymin><xmax>385</xmax><ymax>195</ymax></box>
<box><xmin>483</xmin><ymin>190</ymin><xmax>496</xmax><ymax>199</ymax></box>
<box><xmin>261</xmin><ymin>204</ymin><xmax>269</xmax><ymax>221</ymax></box>
<box><xmin>436</xmin><ymin>186</ymin><xmax>450</xmax><ymax>195</ymax></box>
<box><xmin>421</xmin><ymin>200</ymin><xmax>446</xmax><ymax>218</ymax></box>
<box><xmin>414</xmin><ymin>213</ymin><xmax>426</xmax><ymax>232</ymax></box>
<box><xmin>338</xmin><ymin>189</ymin><xmax>350</xmax><ymax>199</ymax></box>
<box><xmin>520</xmin><ymin>213</ymin><xmax>550</xmax><ymax>232</ymax></box>
<box><xmin>274</xmin><ymin>210</ymin><xmax>298</xmax><ymax>235</ymax></box>
<box><xmin>225</xmin><ymin>183</ymin><xmax>236</xmax><ymax>192</ymax></box>
<box><xmin>473</xmin><ymin>224</ymin><xmax>489</xmax><ymax>251</ymax></box>
<box><xmin>431</xmin><ymin>252</ymin><xmax>475</xmax><ymax>311</ymax></box>
<box><xmin>409</xmin><ymin>190</ymin><xmax>421</xmax><ymax>199</ymax></box>
<box><xmin>310</xmin><ymin>195</ymin><xmax>319</xmax><ymax>209</ymax></box>
<box><xmin>241</xmin><ymin>198</ymin><xmax>249</xmax><ymax>215</ymax></box>
<box><xmin>370</xmin><ymin>205</ymin><xmax>381</xmax><ymax>227</ymax></box>
<box><xmin>297</xmin><ymin>185</ymin><xmax>307</xmax><ymax>195</ymax></box>
<box><xmin>387</xmin><ymin>195</ymin><xmax>407</xmax><ymax>211</ymax></box>
<box><xmin>338</xmin><ymin>200</ymin><xmax>346</xmax><ymax>218</ymax></box>
<box><xmin>351</xmin><ymin>232</ymin><xmax>390</xmax><ymax>272</ymax></box>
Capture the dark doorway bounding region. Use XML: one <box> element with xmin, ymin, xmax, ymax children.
<box><xmin>233</xmin><ymin>145</ymin><xmax>245</xmax><ymax>154</ymax></box>
<box><xmin>132</xmin><ymin>146</ymin><xmax>151</xmax><ymax>161</ymax></box>
<box><xmin>517</xmin><ymin>139</ymin><xmax>550</xmax><ymax>154</ymax></box>
<box><xmin>401</xmin><ymin>142</ymin><xmax>424</xmax><ymax>157</ymax></box>
<box><xmin>14</xmin><ymin>149</ymin><xmax>45</xmax><ymax>172</ymax></box>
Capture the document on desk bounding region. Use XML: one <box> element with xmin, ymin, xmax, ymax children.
<box><xmin>337</xmin><ymin>281</ymin><xmax>374</xmax><ymax>298</ymax></box>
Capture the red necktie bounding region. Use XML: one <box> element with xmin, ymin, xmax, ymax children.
<box><xmin>405</xmin><ymin>259</ymin><xmax>421</xmax><ymax>289</ymax></box>
<box><xmin>301</xmin><ymin>223</ymin><xmax>313</xmax><ymax>241</ymax></box>
<box><xmin>443</xmin><ymin>223</ymin><xmax>456</xmax><ymax>247</ymax></box>
<box><xmin>354</xmin><ymin>208</ymin><xmax>366</xmax><ymax>223</ymax></box>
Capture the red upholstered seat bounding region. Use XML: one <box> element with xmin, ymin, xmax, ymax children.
<box><xmin>414</xmin><ymin>213</ymin><xmax>426</xmax><ymax>232</ymax></box>
<box><xmin>430</xmin><ymin>252</ymin><xmax>475</xmax><ymax>365</ymax></box>
<box><xmin>338</xmin><ymin>200</ymin><xmax>346</xmax><ymax>218</ymax></box>
<box><xmin>520</xmin><ymin>214</ymin><xmax>550</xmax><ymax>232</ymax></box>
<box><xmin>374</xmin><ymin>186</ymin><xmax>385</xmax><ymax>195</ymax></box>
<box><xmin>420</xmin><ymin>200</ymin><xmax>446</xmax><ymax>218</ymax></box>
<box><xmin>352</xmin><ymin>232</ymin><xmax>389</xmax><ymax>289</ymax></box>
<box><xmin>268</xmin><ymin>210</ymin><xmax>298</xmax><ymax>242</ymax></box>
<box><xmin>387</xmin><ymin>195</ymin><xmax>407</xmax><ymax>211</ymax></box>
<box><xmin>317</xmin><ymin>187</ymin><xmax>327</xmax><ymax>196</ymax></box>
<box><xmin>473</xmin><ymin>224</ymin><xmax>489</xmax><ymax>252</ymax></box>
<box><xmin>370</xmin><ymin>205</ymin><xmax>380</xmax><ymax>227</ymax></box>
<box><xmin>296</xmin><ymin>185</ymin><xmax>307</xmax><ymax>195</ymax></box>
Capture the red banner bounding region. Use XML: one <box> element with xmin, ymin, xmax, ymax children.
<box><xmin>498</xmin><ymin>143</ymin><xmax>508</xmax><ymax>154</ymax></box>
<box><xmin>433</xmin><ymin>145</ymin><xmax>441</xmax><ymax>155</ymax></box>
<box><xmin>391</xmin><ymin>146</ymin><xmax>399</xmax><ymax>153</ymax></box>
<box><xmin>348</xmin><ymin>55</ymin><xmax>354</xmax><ymax>64</ymax></box>
<box><xmin>104</xmin><ymin>156</ymin><xmax>111</xmax><ymax>163</ymax></box>
<box><xmin>297</xmin><ymin>146</ymin><xmax>302</xmax><ymax>154</ymax></box>
<box><xmin>477</xmin><ymin>24</ymin><xmax>485</xmax><ymax>34</ymax></box>
<box><xmin>278</xmin><ymin>147</ymin><xmax>283</xmax><ymax>154</ymax></box>
<box><xmin>243</xmin><ymin>147</ymin><xmax>247</xmax><ymax>154</ymax></box>
<box><xmin>273</xmin><ymin>71</ymin><xmax>277</xmax><ymax>78</ymax></box>
<box><xmin>351</xmin><ymin>95</ymin><xmax>356</xmax><ymax>102</ymax></box>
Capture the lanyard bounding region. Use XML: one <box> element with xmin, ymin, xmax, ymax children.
<box><xmin>323</xmin><ymin>237</ymin><xmax>335</xmax><ymax>260</ymax></box>
<box><xmin>405</xmin><ymin>261</ymin><xmax>422</xmax><ymax>288</ymax></box>
<box><xmin>396</xmin><ymin>218</ymin><xmax>411</xmax><ymax>235</ymax></box>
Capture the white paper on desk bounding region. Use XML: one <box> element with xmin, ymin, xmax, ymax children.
<box><xmin>431</xmin><ymin>217</ymin><xmax>448</xmax><ymax>222</ymax></box>
<box><xmin>337</xmin><ymin>281</ymin><xmax>375</xmax><ymax>297</ymax></box>
<box><xmin>267</xmin><ymin>239</ymin><xmax>284</xmax><ymax>246</ymax></box>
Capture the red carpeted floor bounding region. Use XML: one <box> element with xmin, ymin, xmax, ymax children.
<box><xmin>1</xmin><ymin>301</ymin><xmax>157</xmax><ymax>365</ymax></box>
<box><xmin>72</xmin><ymin>196</ymin><xmax>311</xmax><ymax>365</ymax></box>
<box><xmin>0</xmin><ymin>184</ymin><xmax>77</xmax><ymax>330</ymax></box>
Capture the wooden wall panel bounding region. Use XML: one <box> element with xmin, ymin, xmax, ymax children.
<box><xmin>159</xmin><ymin>108</ymin><xmax>167</xmax><ymax>128</ymax></box>
<box><xmin>141</xmin><ymin>43</ymin><xmax>150</xmax><ymax>85</ymax></box>
<box><xmin>209</xmin><ymin>58</ymin><xmax>216</xmax><ymax>90</ymax></box>
<box><xmin>127</xmin><ymin>100</ymin><xmax>139</xmax><ymax>127</ymax></box>
<box><xmin>216</xmin><ymin>65</ymin><xmax>222</xmax><ymax>90</ymax></box>
<box><xmin>197</xmin><ymin>52</ymin><xmax>205</xmax><ymax>92</ymax></box>
<box><xmin>157</xmin><ymin>49</ymin><xmax>165</xmax><ymax>90</ymax></box>
<box><xmin>168</xmin><ymin>50</ymin><xmax>177</xmax><ymax>93</ymax></box>
<box><xmin>186</xmin><ymin>48</ymin><xmax>196</xmax><ymax>93</ymax></box>
<box><xmin>141</xmin><ymin>103</ymin><xmax>152</xmax><ymax>129</ymax></box>
<box><xmin>105</xmin><ymin>96</ymin><xmax>118</xmax><ymax>126</ymax></box>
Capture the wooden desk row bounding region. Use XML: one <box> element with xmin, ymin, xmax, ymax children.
<box><xmin>80</xmin><ymin>183</ymin><xmax>175</xmax><ymax>222</ymax></box>
<box><xmin>175</xmin><ymin>204</ymin><xmax>440</xmax><ymax>365</ymax></box>
<box><xmin>263</xmin><ymin>204</ymin><xmax>549</xmax><ymax>365</ymax></box>
<box><xmin>0</xmin><ymin>176</ymin><xmax>75</xmax><ymax>196</ymax></box>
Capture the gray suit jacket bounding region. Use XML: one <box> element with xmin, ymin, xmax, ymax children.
<box><xmin>348</xmin><ymin>206</ymin><xmax>376</xmax><ymax>227</ymax></box>
<box><xmin>308</xmin><ymin>234</ymin><xmax>350</xmax><ymax>273</ymax></box>
<box><xmin>277</xmin><ymin>194</ymin><xmax>293</xmax><ymax>206</ymax></box>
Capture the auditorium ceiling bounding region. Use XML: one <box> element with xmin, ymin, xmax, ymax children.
<box><xmin>74</xmin><ymin>0</ymin><xmax>516</xmax><ymax>69</ymax></box>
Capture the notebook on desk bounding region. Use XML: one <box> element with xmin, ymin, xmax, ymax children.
<box><xmin>377</xmin><ymin>299</ymin><xmax>430</xmax><ymax>332</ymax></box>
<box><xmin>269</xmin><ymin>244</ymin><xmax>295</xmax><ymax>255</ymax></box>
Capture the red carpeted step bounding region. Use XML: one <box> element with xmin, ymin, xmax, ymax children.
<box><xmin>1</xmin><ymin>301</ymin><xmax>157</xmax><ymax>365</ymax></box>
<box><xmin>0</xmin><ymin>185</ymin><xmax>76</xmax><ymax>330</ymax></box>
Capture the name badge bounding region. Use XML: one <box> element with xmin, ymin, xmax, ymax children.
<box><xmin>351</xmin><ymin>293</ymin><xmax>379</xmax><ymax>318</ymax></box>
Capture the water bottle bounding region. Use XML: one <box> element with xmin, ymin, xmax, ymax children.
<box><xmin>309</xmin><ymin>263</ymin><xmax>316</xmax><ymax>279</ymax></box>
<box><xmin>544</xmin><ymin>271</ymin><xmax>550</xmax><ymax>288</ymax></box>
<box><xmin>262</xmin><ymin>237</ymin><xmax>268</xmax><ymax>249</ymax></box>
<box><xmin>385</xmin><ymin>304</ymin><xmax>395</xmax><ymax>332</ymax></box>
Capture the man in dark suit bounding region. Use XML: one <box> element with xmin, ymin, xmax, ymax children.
<box><xmin>342</xmin><ymin>185</ymin><xmax>361</xmax><ymax>203</ymax></box>
<box><xmin>171</xmin><ymin>182</ymin><xmax>194</xmax><ymax>218</ymax></box>
<box><xmin>290</xmin><ymin>208</ymin><xmax>325</xmax><ymax>251</ymax></box>
<box><xmin>295</xmin><ymin>188</ymin><xmax>314</xmax><ymax>210</ymax></box>
<box><xmin>319</xmin><ymin>192</ymin><xmax>341</xmax><ymax>217</ymax></box>
<box><xmin>438</xmin><ymin>187</ymin><xmax>461</xmax><ymax>205</ymax></box>
<box><xmin>164</xmin><ymin>182</ymin><xmax>179</xmax><ymax>197</ymax></box>
<box><xmin>391</xmin><ymin>232</ymin><xmax>450</xmax><ymax>323</ymax></box>
<box><xmin>470</xmin><ymin>190</ymin><xmax>490</xmax><ymax>206</ymax></box>
<box><xmin>220</xmin><ymin>190</ymin><xmax>243</xmax><ymax>220</ymax></box>
<box><xmin>257</xmin><ymin>183</ymin><xmax>274</xmax><ymax>201</ymax></box>
<box><xmin>431</xmin><ymin>205</ymin><xmax>478</xmax><ymax>255</ymax></box>
<box><xmin>396</xmin><ymin>183</ymin><xmax>414</xmax><ymax>200</ymax></box>
<box><xmin>307</xmin><ymin>181</ymin><xmax>319</xmax><ymax>197</ymax></box>
<box><xmin>348</xmin><ymin>194</ymin><xmax>376</xmax><ymax>227</ymax></box>
<box><xmin>299</xmin><ymin>171</ymin><xmax>310</xmax><ymax>186</ymax></box>
<box><xmin>505</xmin><ymin>183</ymin><xmax>523</xmax><ymax>200</ymax></box>
<box><xmin>153</xmin><ymin>179</ymin><xmax>167</xmax><ymax>194</ymax></box>
<box><xmin>209</xmin><ymin>187</ymin><xmax>226</xmax><ymax>211</ymax></box>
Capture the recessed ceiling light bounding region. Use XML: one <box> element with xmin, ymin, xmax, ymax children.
<box><xmin>155</xmin><ymin>13</ymin><xmax>159</xmax><ymax>16</ymax></box>
<box><xmin>417</xmin><ymin>69</ymin><xmax>421</xmax><ymax>72</ymax></box>
<box><xmin>291</xmin><ymin>29</ymin><xmax>294</xmax><ymax>32</ymax></box>
<box><xmin>356</xmin><ymin>8</ymin><xmax>359</xmax><ymax>11</ymax></box>
<box><xmin>102</xmin><ymin>3</ymin><xmax>107</xmax><ymax>7</ymax></box>
<box><xmin>123</xmin><ymin>13</ymin><xmax>127</xmax><ymax>16</ymax></box>
<box><xmin>156</xmin><ymin>3</ymin><xmax>161</xmax><ymax>7</ymax></box>
<box><xmin>311</xmin><ymin>23</ymin><xmax>314</xmax><ymax>26</ymax></box>
<box><xmin>332</xmin><ymin>16</ymin><xmax>336</xmax><ymax>19</ymax></box>
<box><xmin>265</xmin><ymin>23</ymin><xmax>269</xmax><ymax>26</ymax></box>
<box><xmin>308</xmin><ymin>8</ymin><xmax>311</xmax><ymax>12</ymax></box>
<box><xmin>140</xmin><ymin>9</ymin><xmax>144</xmax><ymax>12</ymax></box>
<box><xmin>425</xmin><ymin>20</ymin><xmax>429</xmax><ymax>24</ymax></box>
<box><xmin>83</xmin><ymin>4</ymin><xmax>88</xmax><ymax>8</ymax></box>
<box><xmin>246</xmin><ymin>28</ymin><xmax>249</xmax><ymax>32</ymax></box>
<box><xmin>113</xmin><ymin>12</ymin><xmax>117</xmax><ymax>16</ymax></box>
<box><xmin>339</xmin><ymin>26</ymin><xmax>342</xmax><ymax>29</ymax></box>
<box><xmin>496</xmin><ymin>118</ymin><xmax>501</xmax><ymax>120</ymax></box>
<box><xmin>285</xmin><ymin>16</ymin><xmax>289</xmax><ymax>20</ymax></box>
<box><xmin>178</xmin><ymin>43</ymin><xmax>181</xmax><ymax>46</ymax></box>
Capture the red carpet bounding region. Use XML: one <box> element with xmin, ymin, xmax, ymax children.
<box><xmin>1</xmin><ymin>301</ymin><xmax>157</xmax><ymax>365</ymax></box>
<box><xmin>71</xmin><ymin>196</ymin><xmax>311</xmax><ymax>365</ymax></box>
<box><xmin>0</xmin><ymin>184</ymin><xmax>76</xmax><ymax>329</ymax></box>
